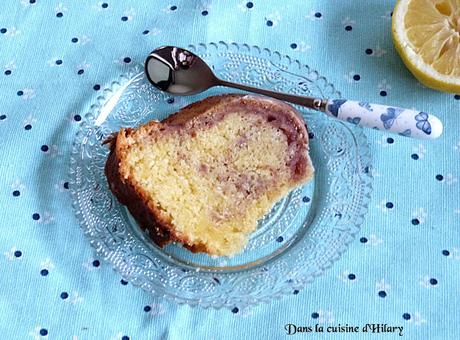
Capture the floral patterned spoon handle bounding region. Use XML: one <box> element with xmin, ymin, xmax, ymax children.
<box><xmin>146</xmin><ymin>46</ymin><xmax>443</xmax><ymax>140</ymax></box>
<box><xmin>220</xmin><ymin>76</ymin><xmax>443</xmax><ymax>139</ymax></box>
<box><xmin>226</xmin><ymin>82</ymin><xmax>444</xmax><ymax>139</ymax></box>
<box><xmin>323</xmin><ymin>99</ymin><xmax>443</xmax><ymax>139</ymax></box>
<box><xmin>220</xmin><ymin>79</ymin><xmax>443</xmax><ymax>140</ymax></box>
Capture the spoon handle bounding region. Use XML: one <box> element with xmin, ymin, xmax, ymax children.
<box><xmin>324</xmin><ymin>99</ymin><xmax>443</xmax><ymax>140</ymax></box>
<box><xmin>218</xmin><ymin>80</ymin><xmax>443</xmax><ymax>140</ymax></box>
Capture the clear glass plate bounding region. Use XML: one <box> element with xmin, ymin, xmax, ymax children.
<box><xmin>70</xmin><ymin>42</ymin><xmax>372</xmax><ymax>309</ymax></box>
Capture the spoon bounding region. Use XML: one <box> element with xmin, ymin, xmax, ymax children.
<box><xmin>145</xmin><ymin>46</ymin><xmax>443</xmax><ymax>140</ymax></box>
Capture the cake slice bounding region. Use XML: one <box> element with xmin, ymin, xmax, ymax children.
<box><xmin>105</xmin><ymin>94</ymin><xmax>314</xmax><ymax>256</ymax></box>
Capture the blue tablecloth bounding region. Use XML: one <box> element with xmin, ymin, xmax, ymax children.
<box><xmin>1</xmin><ymin>1</ymin><xmax>459</xmax><ymax>339</ymax></box>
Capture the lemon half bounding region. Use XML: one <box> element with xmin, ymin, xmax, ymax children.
<box><xmin>392</xmin><ymin>0</ymin><xmax>460</xmax><ymax>93</ymax></box>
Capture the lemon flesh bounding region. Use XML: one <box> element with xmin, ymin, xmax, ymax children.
<box><xmin>392</xmin><ymin>0</ymin><xmax>460</xmax><ymax>93</ymax></box>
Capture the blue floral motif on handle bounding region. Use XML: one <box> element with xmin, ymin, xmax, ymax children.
<box><xmin>327</xmin><ymin>99</ymin><xmax>347</xmax><ymax>117</ymax></box>
<box><xmin>346</xmin><ymin>117</ymin><xmax>361</xmax><ymax>125</ymax></box>
<box><xmin>399</xmin><ymin>129</ymin><xmax>412</xmax><ymax>137</ymax></box>
<box><xmin>380</xmin><ymin>107</ymin><xmax>404</xmax><ymax>129</ymax></box>
<box><xmin>358</xmin><ymin>102</ymin><xmax>373</xmax><ymax>111</ymax></box>
<box><xmin>415</xmin><ymin>112</ymin><xmax>432</xmax><ymax>135</ymax></box>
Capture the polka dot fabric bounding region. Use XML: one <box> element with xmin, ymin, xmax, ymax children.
<box><xmin>0</xmin><ymin>1</ymin><xmax>459</xmax><ymax>339</ymax></box>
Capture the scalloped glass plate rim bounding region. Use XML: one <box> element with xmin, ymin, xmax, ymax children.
<box><xmin>69</xmin><ymin>41</ymin><xmax>373</xmax><ymax>309</ymax></box>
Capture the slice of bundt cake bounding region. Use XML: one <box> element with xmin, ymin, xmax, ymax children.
<box><xmin>105</xmin><ymin>94</ymin><xmax>314</xmax><ymax>256</ymax></box>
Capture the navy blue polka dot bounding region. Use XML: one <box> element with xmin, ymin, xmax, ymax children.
<box><xmin>14</xmin><ymin>250</ymin><xmax>22</xmax><ymax>258</ymax></box>
<box><xmin>411</xmin><ymin>153</ymin><xmax>419</xmax><ymax>160</ymax></box>
<box><xmin>40</xmin><ymin>269</ymin><xmax>49</xmax><ymax>276</ymax></box>
<box><xmin>29</xmin><ymin>0</ymin><xmax>36</xmax><ymax>3</ymax></box>
<box><xmin>290</xmin><ymin>43</ymin><xmax>297</xmax><ymax>49</ymax></box>
<box><xmin>430</xmin><ymin>278</ymin><xmax>438</xmax><ymax>285</ymax></box>
<box><xmin>93</xmin><ymin>84</ymin><xmax>101</xmax><ymax>91</ymax></box>
<box><xmin>77</xmin><ymin>69</ymin><xmax>84</xmax><ymax>75</ymax></box>
<box><xmin>55</xmin><ymin>59</ymin><xmax>62</xmax><ymax>65</ymax></box>
<box><xmin>442</xmin><ymin>250</ymin><xmax>450</xmax><ymax>256</ymax></box>
<box><xmin>24</xmin><ymin>124</ymin><xmax>32</xmax><ymax>130</ymax></box>
<box><xmin>41</xmin><ymin>145</ymin><xmax>49</xmax><ymax>152</ymax></box>
<box><xmin>353</xmin><ymin>74</ymin><xmax>361</xmax><ymax>81</ymax></box>
<box><xmin>63</xmin><ymin>182</ymin><xmax>69</xmax><ymax>189</ymax></box>
<box><xmin>231</xmin><ymin>307</ymin><xmax>239</xmax><ymax>313</ymax></box>
<box><xmin>4</xmin><ymin>70</ymin><xmax>11</xmax><ymax>75</ymax></box>
<box><xmin>74</xmin><ymin>114</ymin><xmax>81</xmax><ymax>122</ymax></box>
<box><xmin>56</xmin><ymin>12</ymin><xmax>63</xmax><ymax>18</ymax></box>
<box><xmin>17</xmin><ymin>90</ymin><xmax>24</xmax><ymax>96</ymax></box>
<box><xmin>123</xmin><ymin>57</ymin><xmax>131</xmax><ymax>63</ymax></box>
<box><xmin>0</xmin><ymin>114</ymin><xmax>6</xmax><ymax>120</ymax></box>
<box><xmin>266</xmin><ymin>20</ymin><xmax>273</xmax><ymax>26</ymax></box>
<box><xmin>293</xmin><ymin>289</ymin><xmax>299</xmax><ymax>295</ymax></box>
<box><xmin>386</xmin><ymin>202</ymin><xmax>394</xmax><ymax>209</ymax></box>
<box><xmin>436</xmin><ymin>174</ymin><xmax>444</xmax><ymax>181</ymax></box>
<box><xmin>365</xmin><ymin>48</ymin><xmax>373</xmax><ymax>55</ymax></box>
<box><xmin>39</xmin><ymin>329</ymin><xmax>48</xmax><ymax>336</ymax></box>
<box><xmin>121</xmin><ymin>16</ymin><xmax>128</xmax><ymax>21</ymax></box>
<box><xmin>101</xmin><ymin>3</ymin><xmax>108</xmax><ymax>8</ymax></box>
<box><xmin>246</xmin><ymin>2</ymin><xmax>254</xmax><ymax>9</ymax></box>
<box><xmin>0</xmin><ymin>28</ymin><xmax>6</xmax><ymax>34</ymax></box>
<box><xmin>120</xmin><ymin>279</ymin><xmax>128</xmax><ymax>285</ymax></box>
<box><xmin>387</xmin><ymin>137</ymin><xmax>394</xmax><ymax>144</ymax></box>
<box><xmin>360</xmin><ymin>237</ymin><xmax>368</xmax><ymax>243</ymax></box>
<box><xmin>144</xmin><ymin>305</ymin><xmax>151</xmax><ymax>312</ymax></box>
<box><xmin>403</xmin><ymin>313</ymin><xmax>411</xmax><ymax>320</ymax></box>
<box><xmin>32</xmin><ymin>213</ymin><xmax>40</xmax><ymax>220</ymax></box>
<box><xmin>170</xmin><ymin>5</ymin><xmax>177</xmax><ymax>11</ymax></box>
<box><xmin>454</xmin><ymin>94</ymin><xmax>460</xmax><ymax>100</ymax></box>
<box><xmin>378</xmin><ymin>290</ymin><xmax>387</xmax><ymax>298</ymax></box>
<box><xmin>345</xmin><ymin>25</ymin><xmax>352</xmax><ymax>31</ymax></box>
<box><xmin>348</xmin><ymin>273</ymin><xmax>356</xmax><ymax>280</ymax></box>
<box><xmin>142</xmin><ymin>30</ymin><xmax>150</xmax><ymax>34</ymax></box>
<box><xmin>121</xmin><ymin>336</ymin><xmax>129</xmax><ymax>340</ymax></box>
<box><xmin>167</xmin><ymin>98</ymin><xmax>175</xmax><ymax>104</ymax></box>
<box><xmin>315</xmin><ymin>12</ymin><xmax>322</xmax><ymax>18</ymax></box>
<box><xmin>13</xmin><ymin>190</ymin><xmax>20</xmax><ymax>197</ymax></box>
<box><xmin>60</xmin><ymin>292</ymin><xmax>68</xmax><ymax>299</ymax></box>
<box><xmin>93</xmin><ymin>260</ymin><xmax>100</xmax><ymax>267</ymax></box>
<box><xmin>380</xmin><ymin>90</ymin><xmax>387</xmax><ymax>97</ymax></box>
<box><xmin>276</xmin><ymin>236</ymin><xmax>284</xmax><ymax>242</ymax></box>
<box><xmin>411</xmin><ymin>218</ymin><xmax>420</xmax><ymax>225</ymax></box>
<box><xmin>308</xmin><ymin>132</ymin><xmax>314</xmax><ymax>139</ymax></box>
<box><xmin>71</xmin><ymin>37</ymin><xmax>78</xmax><ymax>43</ymax></box>
<box><xmin>311</xmin><ymin>312</ymin><xmax>319</xmax><ymax>319</ymax></box>
<box><xmin>201</xmin><ymin>10</ymin><xmax>208</xmax><ymax>16</ymax></box>
<box><xmin>302</xmin><ymin>196</ymin><xmax>311</xmax><ymax>203</ymax></box>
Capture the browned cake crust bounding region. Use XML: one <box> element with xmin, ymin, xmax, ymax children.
<box><xmin>104</xmin><ymin>94</ymin><xmax>312</xmax><ymax>253</ymax></box>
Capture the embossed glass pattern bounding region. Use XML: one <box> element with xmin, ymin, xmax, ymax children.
<box><xmin>70</xmin><ymin>42</ymin><xmax>373</xmax><ymax>309</ymax></box>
